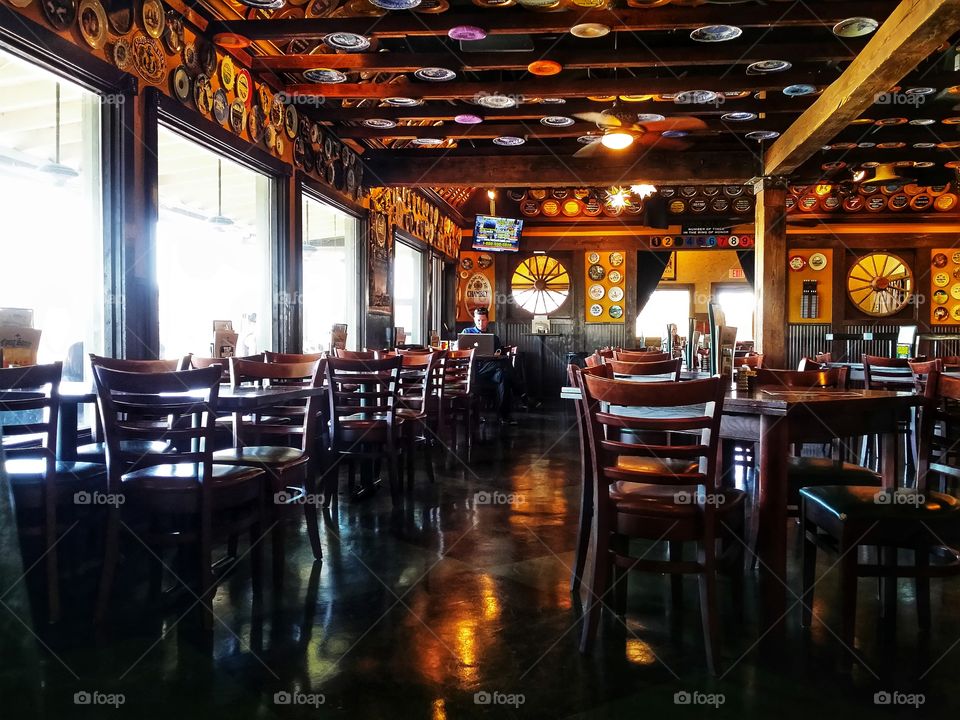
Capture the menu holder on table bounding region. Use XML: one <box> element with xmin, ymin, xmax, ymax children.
<box><xmin>0</xmin><ymin>326</ymin><xmax>41</xmax><ymax>367</ymax></box>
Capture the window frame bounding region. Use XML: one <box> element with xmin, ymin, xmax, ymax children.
<box><xmin>392</xmin><ymin>230</ymin><xmax>430</xmax><ymax>345</ymax></box>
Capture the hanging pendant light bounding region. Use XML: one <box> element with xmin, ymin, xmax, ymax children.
<box><xmin>208</xmin><ymin>159</ymin><xmax>234</xmax><ymax>226</ymax></box>
<box><xmin>38</xmin><ymin>82</ymin><xmax>79</xmax><ymax>181</ymax></box>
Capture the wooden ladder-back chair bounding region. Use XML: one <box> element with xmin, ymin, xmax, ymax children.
<box><xmin>92</xmin><ymin>365</ymin><xmax>265</xmax><ymax>629</ymax></box>
<box><xmin>325</xmin><ymin>356</ymin><xmax>403</xmax><ymax>504</ymax></box>
<box><xmin>213</xmin><ymin>357</ymin><xmax>325</xmax><ymax>578</ymax></box>
<box><xmin>396</xmin><ymin>352</ymin><xmax>442</xmax><ymax>489</ymax></box>
<box><xmin>862</xmin><ymin>354</ymin><xmax>918</xmax><ymax>476</ymax></box>
<box><xmin>438</xmin><ymin>349</ymin><xmax>477</xmax><ymax>445</ymax></box>
<box><xmin>1</xmin><ymin>362</ymin><xmax>106</xmax><ymax>622</ymax></box>
<box><xmin>576</xmin><ymin>367</ymin><xmax>745</xmax><ymax>673</ymax></box>
<box><xmin>800</xmin><ymin>368</ymin><xmax>960</xmax><ymax>647</ymax></box>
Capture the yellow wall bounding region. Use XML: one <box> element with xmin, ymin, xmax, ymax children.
<box><xmin>659</xmin><ymin>250</ymin><xmax>748</xmax><ymax>312</ymax></box>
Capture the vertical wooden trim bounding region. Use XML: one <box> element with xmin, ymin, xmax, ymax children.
<box><xmin>754</xmin><ymin>182</ymin><xmax>788</xmax><ymax>368</ymax></box>
<box><xmin>276</xmin><ymin>172</ymin><xmax>301</xmax><ymax>352</ymax></box>
<box><xmin>123</xmin><ymin>88</ymin><xmax>160</xmax><ymax>359</ymax></box>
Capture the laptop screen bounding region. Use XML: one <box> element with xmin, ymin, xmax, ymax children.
<box><xmin>458</xmin><ymin>333</ymin><xmax>496</xmax><ymax>357</ymax></box>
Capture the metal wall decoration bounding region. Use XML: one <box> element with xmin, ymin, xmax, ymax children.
<box><xmin>367</xmin><ymin>187</ymin><xmax>460</xmax><ymax>260</ymax></box>
<box><xmin>786</xmin><ymin>182</ymin><xmax>959</xmax><ymax>215</ymax></box>
<box><xmin>367</xmin><ymin>211</ymin><xmax>392</xmax><ymax>315</ymax></box>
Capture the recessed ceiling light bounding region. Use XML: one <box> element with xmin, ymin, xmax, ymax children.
<box><xmin>570</xmin><ymin>22</ymin><xmax>610</xmax><ymax>39</ymax></box>
<box><xmin>601</xmin><ymin>131</ymin><xmax>634</xmax><ymax>150</ymax></box>
<box><xmin>540</xmin><ymin>116</ymin><xmax>574</xmax><ymax>127</ymax></box>
<box><xmin>690</xmin><ymin>25</ymin><xmax>742</xmax><ymax>42</ymax></box>
<box><xmin>832</xmin><ymin>17</ymin><xmax>878</xmax><ymax>37</ymax></box>
<box><xmin>746</xmin><ymin>130</ymin><xmax>780</xmax><ymax>141</ymax></box>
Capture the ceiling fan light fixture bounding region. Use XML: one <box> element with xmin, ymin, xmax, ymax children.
<box><xmin>601</xmin><ymin>130</ymin><xmax>634</xmax><ymax>150</ymax></box>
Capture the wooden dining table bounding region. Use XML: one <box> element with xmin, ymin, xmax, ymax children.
<box><xmin>562</xmin><ymin>381</ymin><xmax>922</xmax><ymax>641</ymax></box>
<box><xmin>57</xmin><ymin>381</ymin><xmax>326</xmax><ymax>460</ymax></box>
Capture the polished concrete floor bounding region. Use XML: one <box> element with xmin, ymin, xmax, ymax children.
<box><xmin>3</xmin><ymin>404</ymin><xmax>960</xmax><ymax>718</ymax></box>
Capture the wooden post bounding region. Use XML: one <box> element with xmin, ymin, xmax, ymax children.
<box><xmin>754</xmin><ymin>179</ymin><xmax>788</xmax><ymax>369</ymax></box>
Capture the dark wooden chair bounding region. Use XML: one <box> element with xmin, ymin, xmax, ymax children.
<box><xmin>800</xmin><ymin>367</ymin><xmax>960</xmax><ymax>648</ymax></box>
<box><xmin>325</xmin><ymin>356</ymin><xmax>403</xmax><ymax>504</ymax></box>
<box><xmin>1</xmin><ymin>362</ymin><xmax>106</xmax><ymax>622</ymax></box>
<box><xmin>861</xmin><ymin>354</ymin><xmax>917</xmax><ymax>475</ymax></box>
<box><xmin>263</xmin><ymin>351</ymin><xmax>325</xmax><ymax>363</ymax></box>
<box><xmin>814</xmin><ymin>352</ymin><xmax>833</xmax><ymax>364</ymax></box>
<box><xmin>81</xmin><ymin>355</ymin><xmax>194</xmax><ymax>462</ymax></box>
<box><xmin>212</xmin><ymin>357</ymin><xmax>325</xmax><ymax>579</ymax></box>
<box><xmin>605</xmin><ymin>357</ymin><xmax>683</xmax><ymax>381</ymax></box>
<box><xmin>575</xmin><ymin>365</ymin><xmax>745</xmax><ymax>673</ymax></box>
<box><xmin>92</xmin><ymin>365</ymin><xmax>265</xmax><ymax>629</ymax></box>
<box><xmin>396</xmin><ymin>352</ymin><xmax>442</xmax><ymax>489</ymax></box>
<box><xmin>797</xmin><ymin>358</ymin><xmax>823</xmax><ymax>371</ymax></box>
<box><xmin>613</xmin><ymin>350</ymin><xmax>670</xmax><ymax>363</ymax></box>
<box><xmin>738</xmin><ymin>352</ymin><xmax>764</xmax><ymax>369</ymax></box>
<box><xmin>438</xmin><ymin>349</ymin><xmax>477</xmax><ymax>445</ymax></box>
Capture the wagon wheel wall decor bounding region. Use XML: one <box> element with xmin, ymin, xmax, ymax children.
<box><xmin>511</xmin><ymin>255</ymin><xmax>570</xmax><ymax>315</ymax></box>
<box><xmin>846</xmin><ymin>252</ymin><xmax>914</xmax><ymax>317</ymax></box>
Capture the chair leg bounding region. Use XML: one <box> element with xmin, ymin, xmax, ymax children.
<box><xmin>271</xmin><ymin>519</ymin><xmax>286</xmax><ymax>589</ymax></box>
<box><xmin>94</xmin><ymin>507</ymin><xmax>121</xmax><ymax>626</ymax></box>
<box><xmin>198</xmin><ymin>522</ymin><xmax>214</xmax><ymax>632</ymax></box>
<box><xmin>915</xmin><ymin>548</ymin><xmax>931</xmax><ymax>631</ymax></box>
<box><xmin>697</xmin><ymin>540</ymin><xmax>721</xmax><ymax>675</ymax></box>
<box><xmin>423</xmin><ymin>431</ymin><xmax>436</xmax><ymax>484</ymax></box>
<box><xmin>579</xmin><ymin>532</ymin><xmax>610</xmax><ymax>654</ymax></box>
<box><xmin>303</xmin><ymin>467</ymin><xmax>323</xmax><ymax>562</ymax></box>
<box><xmin>250</xmin><ymin>521</ymin><xmax>263</xmax><ymax>598</ymax></box>
<box><xmin>800</xmin><ymin>518</ymin><xmax>817</xmax><ymax>628</ymax></box>
<box><xmin>669</xmin><ymin>541</ymin><xmax>684</xmax><ymax>608</ymax></box>
<box><xmin>570</xmin><ymin>477</ymin><xmax>592</xmax><ymax>595</ymax></box>
<box><xmin>839</xmin><ymin>538</ymin><xmax>859</xmax><ymax>650</ymax></box>
<box><xmin>880</xmin><ymin>546</ymin><xmax>898</xmax><ymax>624</ymax></box>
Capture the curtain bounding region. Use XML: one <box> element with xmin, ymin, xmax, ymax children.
<box><xmin>635</xmin><ymin>251</ymin><xmax>670</xmax><ymax>313</ymax></box>
<box><xmin>736</xmin><ymin>250</ymin><xmax>756</xmax><ymax>288</ymax></box>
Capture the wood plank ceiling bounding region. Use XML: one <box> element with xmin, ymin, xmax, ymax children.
<box><xmin>186</xmin><ymin>0</ymin><xmax>960</xmax><ymax>187</ymax></box>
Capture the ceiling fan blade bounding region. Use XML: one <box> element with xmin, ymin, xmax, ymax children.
<box><xmin>634</xmin><ymin>117</ymin><xmax>709</xmax><ymax>134</ymax></box>
<box><xmin>573</xmin><ymin>111</ymin><xmax>621</xmax><ymax>128</ymax></box>
<box><xmin>573</xmin><ymin>141</ymin><xmax>605</xmax><ymax>158</ymax></box>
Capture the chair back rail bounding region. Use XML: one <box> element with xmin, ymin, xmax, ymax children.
<box><xmin>605</xmin><ymin>357</ymin><xmax>682</xmax><ymax>381</ymax></box>
<box><xmin>613</xmin><ymin>350</ymin><xmax>670</xmax><ymax>363</ymax></box>
<box><xmin>398</xmin><ymin>352</ymin><xmax>441</xmax><ymax>417</ymax></box>
<box><xmin>90</xmin><ymin>354</ymin><xmax>192</xmax><ymax>372</ymax></box>
<box><xmin>917</xmin><ymin>369</ymin><xmax>960</xmax><ymax>492</ymax></box>
<box><xmin>862</xmin><ymin>354</ymin><xmax>917</xmax><ymax>390</ymax></box>
<box><xmin>334</xmin><ymin>349</ymin><xmax>377</xmax><ymax>360</ymax></box>
<box><xmin>92</xmin><ymin>366</ymin><xmax>223</xmax><ymax>492</ymax></box>
<box><xmin>577</xmin><ymin>370</ymin><xmax>726</xmax><ymax>505</ymax></box>
<box><xmin>440</xmin><ymin>349</ymin><xmax>476</xmax><ymax>398</ymax></box>
<box><xmin>326</xmin><ymin>356</ymin><xmax>402</xmax><ymax>443</ymax></box>
<box><xmin>228</xmin><ymin>357</ymin><xmax>324</xmax><ymax>451</ymax></box>
<box><xmin>754</xmin><ymin>367</ymin><xmax>849</xmax><ymax>390</ymax></box>
<box><xmin>908</xmin><ymin>359</ymin><xmax>943</xmax><ymax>394</ymax></box>
<box><xmin>263</xmin><ymin>351</ymin><xmax>325</xmax><ymax>363</ymax></box>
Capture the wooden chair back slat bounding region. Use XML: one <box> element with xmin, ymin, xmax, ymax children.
<box><xmin>0</xmin><ymin>362</ymin><xmax>61</xmax><ymax>465</ymax></box>
<box><xmin>605</xmin><ymin>357</ymin><xmax>682</xmax><ymax>380</ymax></box>
<box><xmin>334</xmin><ymin>349</ymin><xmax>376</xmax><ymax>360</ymax></box>
<box><xmin>326</xmin><ymin>356</ymin><xmax>402</xmax><ymax>437</ymax></box>
<box><xmin>90</xmin><ymin>354</ymin><xmax>192</xmax><ymax>372</ymax></box>
<box><xmin>863</xmin><ymin>354</ymin><xmax>918</xmax><ymax>390</ymax></box>
<box><xmin>264</xmin><ymin>351</ymin><xmax>325</xmax><ymax>363</ymax></box>
<box><xmin>613</xmin><ymin>350</ymin><xmax>670</xmax><ymax>363</ymax></box>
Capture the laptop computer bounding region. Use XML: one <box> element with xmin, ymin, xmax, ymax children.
<box><xmin>457</xmin><ymin>332</ymin><xmax>496</xmax><ymax>357</ymax></box>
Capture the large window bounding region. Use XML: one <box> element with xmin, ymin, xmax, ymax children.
<box><xmin>0</xmin><ymin>50</ymin><xmax>103</xmax><ymax>379</ymax></box>
<box><xmin>715</xmin><ymin>286</ymin><xmax>755</xmax><ymax>343</ymax></box>
<box><xmin>156</xmin><ymin>127</ymin><xmax>273</xmax><ymax>358</ymax></box>
<box><xmin>635</xmin><ymin>288</ymin><xmax>692</xmax><ymax>342</ymax></box>
<box><xmin>393</xmin><ymin>239</ymin><xmax>425</xmax><ymax>344</ymax></box>
<box><xmin>301</xmin><ymin>194</ymin><xmax>358</xmax><ymax>351</ymax></box>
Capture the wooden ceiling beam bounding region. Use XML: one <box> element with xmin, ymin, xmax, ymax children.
<box><xmin>254</xmin><ymin>43</ymin><xmax>857</xmax><ymax>74</ymax></box>
<box><xmin>764</xmin><ymin>0</ymin><xmax>960</xmax><ymax>176</ymax></box>
<box><xmin>335</xmin><ymin>118</ymin><xmax>793</xmax><ymax>139</ymax></box>
<box><xmin>212</xmin><ymin>2</ymin><xmax>896</xmax><ymax>39</ymax></box>
<box><xmin>303</xmin><ymin>97</ymin><xmax>815</xmax><ymax>123</ymax></box>
<box><xmin>287</xmin><ymin>70</ymin><xmax>833</xmax><ymax>100</ymax></box>
<box><xmin>362</xmin><ymin>151</ymin><xmax>759</xmax><ymax>186</ymax></box>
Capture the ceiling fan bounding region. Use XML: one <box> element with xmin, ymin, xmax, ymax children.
<box><xmin>571</xmin><ymin>106</ymin><xmax>708</xmax><ymax>158</ymax></box>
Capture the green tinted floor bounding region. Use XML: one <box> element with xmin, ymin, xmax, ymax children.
<box><xmin>2</xmin><ymin>405</ymin><xmax>960</xmax><ymax>719</ymax></box>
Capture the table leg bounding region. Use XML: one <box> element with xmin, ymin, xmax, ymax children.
<box><xmin>57</xmin><ymin>403</ymin><xmax>79</xmax><ymax>461</ymax></box>
<box><xmin>757</xmin><ymin>414</ymin><xmax>789</xmax><ymax>641</ymax></box>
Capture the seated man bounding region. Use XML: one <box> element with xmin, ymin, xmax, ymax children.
<box><xmin>461</xmin><ymin>307</ymin><xmax>523</xmax><ymax>425</ymax></box>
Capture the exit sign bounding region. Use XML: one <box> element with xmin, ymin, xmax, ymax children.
<box><xmin>729</xmin><ymin>268</ymin><xmax>745</xmax><ymax>279</ymax></box>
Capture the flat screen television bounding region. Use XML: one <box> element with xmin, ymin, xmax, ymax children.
<box><xmin>472</xmin><ymin>215</ymin><xmax>523</xmax><ymax>252</ymax></box>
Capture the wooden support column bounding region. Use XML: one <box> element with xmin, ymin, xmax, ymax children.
<box><xmin>754</xmin><ymin>179</ymin><xmax>788</xmax><ymax>369</ymax></box>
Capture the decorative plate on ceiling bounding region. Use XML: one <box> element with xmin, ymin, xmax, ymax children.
<box><xmin>847</xmin><ymin>252</ymin><xmax>913</xmax><ymax>317</ymax></box>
